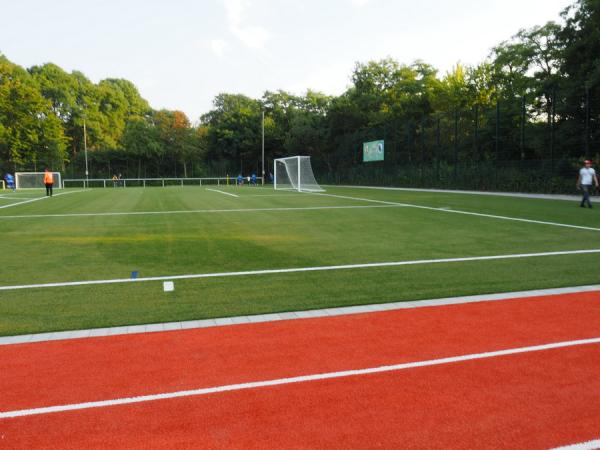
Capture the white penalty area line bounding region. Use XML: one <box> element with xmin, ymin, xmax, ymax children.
<box><xmin>1</xmin><ymin>248</ymin><xmax>600</xmax><ymax>292</ymax></box>
<box><xmin>0</xmin><ymin>195</ymin><xmax>38</xmax><ymax>200</ymax></box>
<box><xmin>1</xmin><ymin>336</ymin><xmax>598</xmax><ymax>419</ymax></box>
<box><xmin>309</xmin><ymin>192</ymin><xmax>600</xmax><ymax>232</ymax></box>
<box><xmin>0</xmin><ymin>189</ymin><xmax>87</xmax><ymax>210</ymax></box>
<box><xmin>0</xmin><ymin>196</ymin><xmax>47</xmax><ymax>209</ymax></box>
<box><xmin>206</xmin><ymin>188</ymin><xmax>239</xmax><ymax>198</ymax></box>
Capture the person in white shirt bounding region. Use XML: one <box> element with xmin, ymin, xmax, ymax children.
<box><xmin>577</xmin><ymin>159</ymin><xmax>599</xmax><ymax>208</ymax></box>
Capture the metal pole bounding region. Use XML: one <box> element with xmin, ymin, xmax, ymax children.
<box><xmin>261</xmin><ymin>110</ymin><xmax>265</xmax><ymax>185</ymax></box>
<box><xmin>585</xmin><ymin>83</ymin><xmax>590</xmax><ymax>155</ymax></box>
<box><xmin>436</xmin><ymin>116</ymin><xmax>440</xmax><ymax>183</ymax></box>
<box><xmin>83</xmin><ymin>118</ymin><xmax>89</xmax><ymax>186</ymax></box>
<box><xmin>520</xmin><ymin>96</ymin><xmax>526</xmax><ymax>160</ymax></box>
<box><xmin>495</xmin><ymin>100</ymin><xmax>500</xmax><ymax>161</ymax></box>
<box><xmin>474</xmin><ymin>104</ymin><xmax>479</xmax><ymax>158</ymax></box>
<box><xmin>550</xmin><ymin>87</ymin><xmax>556</xmax><ymax>171</ymax></box>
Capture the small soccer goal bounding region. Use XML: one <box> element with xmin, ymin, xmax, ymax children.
<box><xmin>274</xmin><ymin>156</ymin><xmax>324</xmax><ymax>192</ymax></box>
<box><xmin>15</xmin><ymin>172</ymin><xmax>62</xmax><ymax>190</ymax></box>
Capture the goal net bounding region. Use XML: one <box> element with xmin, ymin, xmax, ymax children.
<box><xmin>274</xmin><ymin>156</ymin><xmax>324</xmax><ymax>192</ymax></box>
<box><xmin>15</xmin><ymin>172</ymin><xmax>62</xmax><ymax>189</ymax></box>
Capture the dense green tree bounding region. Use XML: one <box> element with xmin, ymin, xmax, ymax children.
<box><xmin>201</xmin><ymin>94</ymin><xmax>262</xmax><ymax>174</ymax></box>
<box><xmin>0</xmin><ymin>55</ymin><xmax>68</xmax><ymax>170</ymax></box>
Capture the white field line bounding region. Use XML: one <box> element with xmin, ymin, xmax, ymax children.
<box><xmin>0</xmin><ymin>204</ymin><xmax>396</xmax><ymax>220</ymax></box>
<box><xmin>0</xmin><ymin>195</ymin><xmax>40</xmax><ymax>200</ymax></box>
<box><xmin>310</xmin><ymin>192</ymin><xmax>600</xmax><ymax>232</ymax></box>
<box><xmin>242</xmin><ymin>194</ymin><xmax>303</xmax><ymax>197</ymax></box>
<box><xmin>206</xmin><ymin>188</ymin><xmax>239</xmax><ymax>198</ymax></box>
<box><xmin>551</xmin><ymin>439</ymin><xmax>600</xmax><ymax>450</ymax></box>
<box><xmin>0</xmin><ymin>336</ymin><xmax>598</xmax><ymax>419</ymax></box>
<box><xmin>0</xmin><ymin>196</ymin><xmax>47</xmax><ymax>209</ymax></box>
<box><xmin>332</xmin><ymin>184</ymin><xmax>580</xmax><ymax>202</ymax></box>
<box><xmin>0</xmin><ymin>189</ymin><xmax>87</xmax><ymax>210</ymax></box>
<box><xmin>1</xmin><ymin>248</ymin><xmax>599</xmax><ymax>292</ymax></box>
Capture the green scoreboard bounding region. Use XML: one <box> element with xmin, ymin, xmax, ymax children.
<box><xmin>363</xmin><ymin>140</ymin><xmax>384</xmax><ymax>162</ymax></box>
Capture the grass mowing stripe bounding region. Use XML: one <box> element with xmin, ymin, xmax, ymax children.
<box><xmin>1</xmin><ymin>248</ymin><xmax>599</xmax><ymax>292</ymax></box>
<box><xmin>0</xmin><ymin>204</ymin><xmax>399</xmax><ymax>219</ymax></box>
<box><xmin>1</xmin><ymin>336</ymin><xmax>598</xmax><ymax>419</ymax></box>
<box><xmin>310</xmin><ymin>191</ymin><xmax>600</xmax><ymax>232</ymax></box>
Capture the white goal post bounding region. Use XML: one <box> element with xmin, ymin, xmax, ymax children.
<box><xmin>274</xmin><ymin>156</ymin><xmax>324</xmax><ymax>192</ymax></box>
<box><xmin>15</xmin><ymin>172</ymin><xmax>62</xmax><ymax>190</ymax></box>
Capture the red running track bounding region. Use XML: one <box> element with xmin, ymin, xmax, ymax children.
<box><xmin>0</xmin><ymin>291</ymin><xmax>599</xmax><ymax>449</ymax></box>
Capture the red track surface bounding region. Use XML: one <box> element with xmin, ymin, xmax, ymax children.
<box><xmin>0</xmin><ymin>291</ymin><xmax>599</xmax><ymax>449</ymax></box>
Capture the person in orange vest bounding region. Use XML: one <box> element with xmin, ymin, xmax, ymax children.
<box><xmin>43</xmin><ymin>168</ymin><xmax>54</xmax><ymax>197</ymax></box>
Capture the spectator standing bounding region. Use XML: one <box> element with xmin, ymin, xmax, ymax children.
<box><xmin>577</xmin><ymin>159</ymin><xmax>599</xmax><ymax>208</ymax></box>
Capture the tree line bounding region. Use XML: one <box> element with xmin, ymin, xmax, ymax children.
<box><xmin>1</xmin><ymin>0</ymin><xmax>599</xmax><ymax>192</ymax></box>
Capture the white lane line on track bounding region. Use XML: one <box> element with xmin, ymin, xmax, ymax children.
<box><xmin>550</xmin><ymin>439</ymin><xmax>600</xmax><ymax>450</ymax></box>
<box><xmin>206</xmin><ymin>188</ymin><xmax>239</xmax><ymax>198</ymax></box>
<box><xmin>308</xmin><ymin>191</ymin><xmax>600</xmax><ymax>232</ymax></box>
<box><xmin>1</xmin><ymin>248</ymin><xmax>599</xmax><ymax>291</ymax></box>
<box><xmin>1</xmin><ymin>336</ymin><xmax>598</xmax><ymax>419</ymax></box>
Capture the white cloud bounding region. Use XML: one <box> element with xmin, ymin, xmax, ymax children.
<box><xmin>224</xmin><ymin>0</ymin><xmax>248</xmax><ymax>27</ymax></box>
<box><xmin>196</xmin><ymin>38</ymin><xmax>230</xmax><ymax>58</ymax></box>
<box><xmin>350</xmin><ymin>0</ymin><xmax>372</xmax><ymax>6</ymax></box>
<box><xmin>209</xmin><ymin>39</ymin><xmax>229</xmax><ymax>57</ymax></box>
<box><xmin>223</xmin><ymin>0</ymin><xmax>271</xmax><ymax>51</ymax></box>
<box><xmin>286</xmin><ymin>61</ymin><xmax>354</xmax><ymax>97</ymax></box>
<box><xmin>231</xmin><ymin>26</ymin><xmax>270</xmax><ymax>50</ymax></box>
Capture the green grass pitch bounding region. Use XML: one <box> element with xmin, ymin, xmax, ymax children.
<box><xmin>0</xmin><ymin>185</ymin><xmax>598</xmax><ymax>336</ymax></box>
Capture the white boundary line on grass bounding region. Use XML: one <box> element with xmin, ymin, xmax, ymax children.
<box><xmin>0</xmin><ymin>189</ymin><xmax>87</xmax><ymax>210</ymax></box>
<box><xmin>1</xmin><ymin>248</ymin><xmax>599</xmax><ymax>292</ymax></box>
<box><xmin>206</xmin><ymin>188</ymin><xmax>239</xmax><ymax>198</ymax></box>
<box><xmin>309</xmin><ymin>192</ymin><xmax>600</xmax><ymax>232</ymax></box>
<box><xmin>0</xmin><ymin>196</ymin><xmax>47</xmax><ymax>209</ymax></box>
<box><xmin>0</xmin><ymin>195</ymin><xmax>40</xmax><ymax>200</ymax></box>
<box><xmin>0</xmin><ymin>336</ymin><xmax>598</xmax><ymax>419</ymax></box>
<box><xmin>331</xmin><ymin>185</ymin><xmax>581</xmax><ymax>202</ymax></box>
<box><xmin>0</xmin><ymin>204</ymin><xmax>398</xmax><ymax>220</ymax></box>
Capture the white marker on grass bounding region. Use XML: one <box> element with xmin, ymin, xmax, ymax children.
<box><xmin>163</xmin><ymin>281</ymin><xmax>175</xmax><ymax>292</ymax></box>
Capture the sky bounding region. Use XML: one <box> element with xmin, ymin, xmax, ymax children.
<box><xmin>1</xmin><ymin>0</ymin><xmax>574</xmax><ymax>122</ymax></box>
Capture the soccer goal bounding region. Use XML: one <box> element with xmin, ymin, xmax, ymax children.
<box><xmin>15</xmin><ymin>172</ymin><xmax>62</xmax><ymax>190</ymax></box>
<box><xmin>274</xmin><ymin>156</ymin><xmax>324</xmax><ymax>192</ymax></box>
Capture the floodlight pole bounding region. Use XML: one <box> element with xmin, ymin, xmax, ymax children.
<box><xmin>261</xmin><ymin>110</ymin><xmax>265</xmax><ymax>185</ymax></box>
<box><xmin>83</xmin><ymin>118</ymin><xmax>89</xmax><ymax>187</ymax></box>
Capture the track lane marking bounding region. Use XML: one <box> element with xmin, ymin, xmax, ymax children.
<box><xmin>551</xmin><ymin>439</ymin><xmax>600</xmax><ymax>450</ymax></box>
<box><xmin>1</xmin><ymin>337</ymin><xmax>598</xmax><ymax>419</ymax></box>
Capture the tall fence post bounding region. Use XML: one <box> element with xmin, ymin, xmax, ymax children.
<box><xmin>454</xmin><ymin>110</ymin><xmax>458</xmax><ymax>181</ymax></box>
<box><xmin>550</xmin><ymin>87</ymin><xmax>556</xmax><ymax>172</ymax></box>
<box><xmin>474</xmin><ymin>104</ymin><xmax>479</xmax><ymax>159</ymax></box>
<box><xmin>520</xmin><ymin>95</ymin><xmax>526</xmax><ymax>160</ymax></box>
<box><xmin>585</xmin><ymin>82</ymin><xmax>590</xmax><ymax>155</ymax></box>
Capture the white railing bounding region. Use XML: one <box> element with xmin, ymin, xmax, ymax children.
<box><xmin>62</xmin><ymin>177</ymin><xmax>264</xmax><ymax>189</ymax></box>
